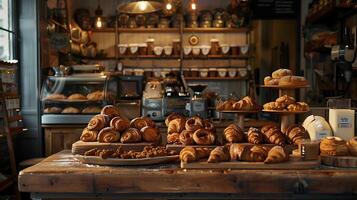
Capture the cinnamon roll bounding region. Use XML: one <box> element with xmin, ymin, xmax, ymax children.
<box><xmin>185</xmin><ymin>116</ymin><xmax>204</xmax><ymax>132</ymax></box>
<box><xmin>203</xmin><ymin>119</ymin><xmax>215</xmax><ymax>133</ymax></box>
<box><xmin>165</xmin><ymin>113</ymin><xmax>184</xmax><ymax>127</ymax></box>
<box><xmin>97</xmin><ymin>127</ymin><xmax>120</xmax><ymax>143</ymax></box>
<box><xmin>120</xmin><ymin>128</ymin><xmax>142</xmax><ymax>143</ymax></box>
<box><xmin>87</xmin><ymin>114</ymin><xmax>109</xmax><ymax>131</ymax></box>
<box><xmin>80</xmin><ymin>128</ymin><xmax>98</xmax><ymax>142</ymax></box>
<box><xmin>193</xmin><ymin>129</ymin><xmax>215</xmax><ymax>145</ymax></box>
<box><xmin>179</xmin><ymin>130</ymin><xmax>195</xmax><ymax>145</ymax></box>
<box><xmin>110</xmin><ymin>117</ymin><xmax>130</xmax><ymax>132</ymax></box>
<box><xmin>101</xmin><ymin>105</ymin><xmax>122</xmax><ymax>119</ymax></box>
<box><xmin>130</xmin><ymin>117</ymin><xmax>148</xmax><ymax>130</ymax></box>
<box><xmin>140</xmin><ymin>126</ymin><xmax>161</xmax><ymax>142</ymax></box>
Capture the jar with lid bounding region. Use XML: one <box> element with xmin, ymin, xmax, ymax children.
<box><xmin>138</xmin><ymin>43</ymin><xmax>148</xmax><ymax>55</ymax></box>
<box><xmin>146</xmin><ymin>38</ymin><xmax>155</xmax><ymax>55</ymax></box>
<box><xmin>230</xmin><ymin>44</ymin><xmax>240</xmax><ymax>56</ymax></box>
<box><xmin>210</xmin><ymin>39</ymin><xmax>220</xmax><ymax>55</ymax></box>
<box><xmin>172</xmin><ymin>39</ymin><xmax>181</xmax><ymax>56</ymax></box>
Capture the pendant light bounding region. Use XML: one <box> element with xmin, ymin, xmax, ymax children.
<box><xmin>118</xmin><ymin>1</ymin><xmax>163</xmax><ymax>14</ymax></box>
<box><xmin>95</xmin><ymin>0</ymin><xmax>104</xmax><ymax>29</ymax></box>
<box><xmin>190</xmin><ymin>0</ymin><xmax>197</xmax><ymax>11</ymax></box>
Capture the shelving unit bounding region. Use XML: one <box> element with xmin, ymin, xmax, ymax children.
<box><xmin>92</xmin><ymin>27</ymin><xmax>250</xmax><ymax>34</ymax></box>
<box><xmin>118</xmin><ymin>55</ymin><xmax>250</xmax><ymax>60</ymax></box>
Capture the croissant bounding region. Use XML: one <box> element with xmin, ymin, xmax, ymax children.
<box><xmin>261</xmin><ymin>124</ymin><xmax>287</xmax><ymax>146</ymax></box>
<box><xmin>140</xmin><ymin>126</ymin><xmax>161</xmax><ymax>142</ymax></box>
<box><xmin>101</xmin><ymin>105</ymin><xmax>122</xmax><ymax>119</ymax></box>
<box><xmin>207</xmin><ymin>146</ymin><xmax>230</xmax><ymax>163</ymax></box>
<box><xmin>167</xmin><ymin>132</ymin><xmax>180</xmax><ymax>144</ymax></box>
<box><xmin>97</xmin><ymin>127</ymin><xmax>120</xmax><ymax>143</ymax></box>
<box><xmin>130</xmin><ymin>117</ymin><xmax>149</xmax><ymax>130</ymax></box>
<box><xmin>264</xmin><ymin>146</ymin><xmax>289</xmax><ymax>164</ymax></box>
<box><xmin>284</xmin><ymin>125</ymin><xmax>310</xmax><ymax>145</ymax></box>
<box><xmin>80</xmin><ymin>128</ymin><xmax>98</xmax><ymax>142</ymax></box>
<box><xmin>120</xmin><ymin>128</ymin><xmax>142</xmax><ymax>143</ymax></box>
<box><xmin>203</xmin><ymin>119</ymin><xmax>216</xmax><ymax>133</ymax></box>
<box><xmin>249</xmin><ymin>145</ymin><xmax>269</xmax><ymax>162</ymax></box>
<box><xmin>224</xmin><ymin>123</ymin><xmax>245</xmax><ymax>143</ymax></box>
<box><xmin>276</xmin><ymin>95</ymin><xmax>295</xmax><ymax>107</ymax></box>
<box><xmin>110</xmin><ymin>117</ymin><xmax>130</xmax><ymax>132</ymax></box>
<box><xmin>247</xmin><ymin>127</ymin><xmax>264</xmax><ymax>144</ymax></box>
<box><xmin>195</xmin><ymin>147</ymin><xmax>211</xmax><ymax>159</ymax></box>
<box><xmin>347</xmin><ymin>137</ymin><xmax>357</xmax><ymax>156</ymax></box>
<box><xmin>142</xmin><ymin>117</ymin><xmax>156</xmax><ymax>128</ymax></box>
<box><xmin>165</xmin><ymin>113</ymin><xmax>184</xmax><ymax>127</ymax></box>
<box><xmin>167</xmin><ymin>118</ymin><xmax>186</xmax><ymax>134</ymax></box>
<box><xmin>179</xmin><ymin>130</ymin><xmax>195</xmax><ymax>145</ymax></box>
<box><xmin>87</xmin><ymin>114</ymin><xmax>110</xmax><ymax>131</ymax></box>
<box><xmin>229</xmin><ymin>143</ymin><xmax>250</xmax><ymax>161</ymax></box>
<box><xmin>180</xmin><ymin>147</ymin><xmax>197</xmax><ymax>163</ymax></box>
<box><xmin>223</xmin><ymin>100</ymin><xmax>235</xmax><ymax>110</ymax></box>
<box><xmin>193</xmin><ymin>129</ymin><xmax>215</xmax><ymax>145</ymax></box>
<box><xmin>185</xmin><ymin>116</ymin><xmax>204</xmax><ymax>132</ymax></box>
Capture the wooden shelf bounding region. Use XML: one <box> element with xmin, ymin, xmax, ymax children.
<box><xmin>118</xmin><ymin>55</ymin><xmax>250</xmax><ymax>60</ymax></box>
<box><xmin>185</xmin><ymin>77</ymin><xmax>247</xmax><ymax>81</ymax></box>
<box><xmin>92</xmin><ymin>27</ymin><xmax>250</xmax><ymax>34</ymax></box>
<box><xmin>0</xmin><ymin>176</ymin><xmax>14</xmax><ymax>192</ymax></box>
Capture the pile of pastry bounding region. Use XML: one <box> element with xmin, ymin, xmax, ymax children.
<box><xmin>80</xmin><ymin>105</ymin><xmax>161</xmax><ymax>143</ymax></box>
<box><xmin>224</xmin><ymin>123</ymin><xmax>310</xmax><ymax>146</ymax></box>
<box><xmin>264</xmin><ymin>68</ymin><xmax>308</xmax><ymax>86</ymax></box>
<box><xmin>320</xmin><ymin>136</ymin><xmax>357</xmax><ymax>156</ymax></box>
<box><xmin>180</xmin><ymin>144</ymin><xmax>289</xmax><ymax>164</ymax></box>
<box><xmin>45</xmin><ymin>91</ymin><xmax>104</xmax><ymax>101</ymax></box>
<box><xmin>263</xmin><ymin>95</ymin><xmax>309</xmax><ymax>112</ymax></box>
<box><xmin>216</xmin><ymin>96</ymin><xmax>260</xmax><ymax>111</ymax></box>
<box><xmin>44</xmin><ymin>106</ymin><xmax>101</xmax><ymax>114</ymax></box>
<box><xmin>165</xmin><ymin>113</ymin><xmax>217</xmax><ymax>145</ymax></box>
<box><xmin>83</xmin><ymin>146</ymin><xmax>177</xmax><ymax>159</ymax></box>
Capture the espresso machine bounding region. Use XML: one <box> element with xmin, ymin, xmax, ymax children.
<box><xmin>142</xmin><ymin>80</ymin><xmax>164</xmax><ymax>121</ymax></box>
<box><xmin>188</xmin><ymin>84</ymin><xmax>208</xmax><ymax>118</ymax></box>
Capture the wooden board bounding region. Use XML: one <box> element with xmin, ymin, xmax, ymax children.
<box><xmin>321</xmin><ymin>155</ymin><xmax>357</xmax><ymax>168</ymax></box>
<box><xmin>181</xmin><ymin>157</ymin><xmax>320</xmax><ymax>169</ymax></box>
<box><xmin>217</xmin><ymin>110</ymin><xmax>260</xmax><ymax>114</ymax></box>
<box><xmin>260</xmin><ymin>85</ymin><xmax>310</xmax><ymax>89</ymax></box>
<box><xmin>74</xmin><ymin>155</ymin><xmax>179</xmax><ymax>166</ymax></box>
<box><xmin>262</xmin><ymin>109</ymin><xmax>309</xmax><ymax>114</ymax></box>
<box><xmin>71</xmin><ymin>141</ymin><xmax>155</xmax><ymax>155</ymax></box>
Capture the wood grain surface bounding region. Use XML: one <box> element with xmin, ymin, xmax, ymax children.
<box><xmin>321</xmin><ymin>155</ymin><xmax>357</xmax><ymax>168</ymax></box>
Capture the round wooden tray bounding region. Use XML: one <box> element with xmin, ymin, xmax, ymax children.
<box><xmin>262</xmin><ymin>109</ymin><xmax>309</xmax><ymax>114</ymax></box>
<box><xmin>218</xmin><ymin>110</ymin><xmax>260</xmax><ymax>114</ymax></box>
<box><xmin>260</xmin><ymin>85</ymin><xmax>310</xmax><ymax>89</ymax></box>
<box><xmin>74</xmin><ymin>155</ymin><xmax>179</xmax><ymax>166</ymax></box>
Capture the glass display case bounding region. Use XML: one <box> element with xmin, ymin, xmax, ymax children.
<box><xmin>41</xmin><ymin>74</ymin><xmax>117</xmax><ymax>124</ymax></box>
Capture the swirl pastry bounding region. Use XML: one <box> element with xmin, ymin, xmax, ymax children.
<box><xmin>165</xmin><ymin>113</ymin><xmax>184</xmax><ymax>127</ymax></box>
<box><xmin>264</xmin><ymin>146</ymin><xmax>289</xmax><ymax>164</ymax></box>
<box><xmin>143</xmin><ymin>117</ymin><xmax>156</xmax><ymax>128</ymax></box>
<box><xmin>249</xmin><ymin>145</ymin><xmax>269</xmax><ymax>162</ymax></box>
<box><xmin>68</xmin><ymin>93</ymin><xmax>87</xmax><ymax>100</ymax></box>
<box><xmin>261</xmin><ymin>124</ymin><xmax>287</xmax><ymax>146</ymax></box>
<box><xmin>179</xmin><ymin>130</ymin><xmax>195</xmax><ymax>145</ymax></box>
<box><xmin>180</xmin><ymin>147</ymin><xmax>197</xmax><ymax>163</ymax></box>
<box><xmin>120</xmin><ymin>128</ymin><xmax>142</xmax><ymax>143</ymax></box>
<box><xmin>320</xmin><ymin>136</ymin><xmax>349</xmax><ymax>156</ymax></box>
<box><xmin>247</xmin><ymin>127</ymin><xmax>265</xmax><ymax>144</ymax></box>
<box><xmin>224</xmin><ymin>123</ymin><xmax>245</xmax><ymax>143</ymax></box>
<box><xmin>87</xmin><ymin>90</ymin><xmax>104</xmax><ymax>101</ymax></box>
<box><xmin>284</xmin><ymin>125</ymin><xmax>310</xmax><ymax>145</ymax></box>
<box><xmin>80</xmin><ymin>128</ymin><xmax>98</xmax><ymax>142</ymax></box>
<box><xmin>203</xmin><ymin>119</ymin><xmax>216</xmax><ymax>133</ymax></box>
<box><xmin>193</xmin><ymin>129</ymin><xmax>215</xmax><ymax>145</ymax></box>
<box><xmin>130</xmin><ymin>117</ymin><xmax>149</xmax><ymax>130</ymax></box>
<box><xmin>195</xmin><ymin>147</ymin><xmax>211</xmax><ymax>159</ymax></box>
<box><xmin>140</xmin><ymin>126</ymin><xmax>160</xmax><ymax>142</ymax></box>
<box><xmin>167</xmin><ymin>133</ymin><xmax>180</xmax><ymax>144</ymax></box>
<box><xmin>347</xmin><ymin>137</ymin><xmax>357</xmax><ymax>156</ymax></box>
<box><xmin>87</xmin><ymin>114</ymin><xmax>109</xmax><ymax>131</ymax></box>
<box><xmin>97</xmin><ymin>127</ymin><xmax>120</xmax><ymax>143</ymax></box>
<box><xmin>208</xmin><ymin>146</ymin><xmax>230</xmax><ymax>163</ymax></box>
<box><xmin>185</xmin><ymin>116</ymin><xmax>204</xmax><ymax>132</ymax></box>
<box><xmin>110</xmin><ymin>117</ymin><xmax>130</xmax><ymax>132</ymax></box>
<box><xmin>167</xmin><ymin>118</ymin><xmax>186</xmax><ymax>134</ymax></box>
<box><xmin>101</xmin><ymin>105</ymin><xmax>122</xmax><ymax>119</ymax></box>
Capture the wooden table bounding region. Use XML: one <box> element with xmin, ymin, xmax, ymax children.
<box><xmin>19</xmin><ymin>151</ymin><xmax>357</xmax><ymax>200</ymax></box>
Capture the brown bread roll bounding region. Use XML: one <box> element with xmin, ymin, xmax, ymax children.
<box><xmin>68</xmin><ymin>93</ymin><xmax>87</xmax><ymax>100</ymax></box>
<box><xmin>87</xmin><ymin>114</ymin><xmax>110</xmax><ymax>131</ymax></box>
<box><xmin>140</xmin><ymin>126</ymin><xmax>160</xmax><ymax>142</ymax></box>
<box><xmin>193</xmin><ymin>129</ymin><xmax>215</xmax><ymax>145</ymax></box>
<box><xmin>97</xmin><ymin>127</ymin><xmax>120</xmax><ymax>143</ymax></box>
<box><xmin>110</xmin><ymin>117</ymin><xmax>130</xmax><ymax>132</ymax></box>
<box><xmin>80</xmin><ymin>128</ymin><xmax>98</xmax><ymax>142</ymax></box>
<box><xmin>120</xmin><ymin>128</ymin><xmax>142</xmax><ymax>143</ymax></box>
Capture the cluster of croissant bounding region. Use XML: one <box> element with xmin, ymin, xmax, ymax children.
<box><xmin>264</xmin><ymin>68</ymin><xmax>308</xmax><ymax>86</ymax></box>
<box><xmin>224</xmin><ymin>123</ymin><xmax>310</xmax><ymax>146</ymax></box>
<box><xmin>80</xmin><ymin>105</ymin><xmax>160</xmax><ymax>143</ymax></box>
<box><xmin>263</xmin><ymin>95</ymin><xmax>309</xmax><ymax>112</ymax></box>
<box><xmin>180</xmin><ymin>144</ymin><xmax>289</xmax><ymax>164</ymax></box>
<box><xmin>320</xmin><ymin>136</ymin><xmax>357</xmax><ymax>157</ymax></box>
<box><xmin>165</xmin><ymin>113</ymin><xmax>217</xmax><ymax>145</ymax></box>
<box><xmin>215</xmin><ymin>96</ymin><xmax>260</xmax><ymax>111</ymax></box>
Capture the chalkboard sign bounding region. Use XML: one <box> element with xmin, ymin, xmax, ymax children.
<box><xmin>252</xmin><ymin>0</ymin><xmax>298</xmax><ymax>19</ymax></box>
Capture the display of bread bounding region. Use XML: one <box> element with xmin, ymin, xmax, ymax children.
<box><xmin>44</xmin><ymin>107</ymin><xmax>62</xmax><ymax>113</ymax></box>
<box><xmin>179</xmin><ymin>146</ymin><xmax>212</xmax><ymax>163</ymax></box>
<box><xmin>216</xmin><ymin>96</ymin><xmax>260</xmax><ymax>111</ymax></box>
<box><xmin>61</xmin><ymin>107</ymin><xmax>81</xmax><ymax>114</ymax></box>
<box><xmin>166</xmin><ymin>114</ymin><xmax>217</xmax><ymax>145</ymax></box>
<box><xmin>229</xmin><ymin>144</ymin><xmax>289</xmax><ymax>163</ymax></box>
<box><xmin>87</xmin><ymin>90</ymin><xmax>104</xmax><ymax>101</ymax></box>
<box><xmin>45</xmin><ymin>93</ymin><xmax>67</xmax><ymax>100</ymax></box>
<box><xmin>320</xmin><ymin>136</ymin><xmax>349</xmax><ymax>156</ymax></box>
<box><xmin>261</xmin><ymin>124</ymin><xmax>287</xmax><ymax>146</ymax></box>
<box><xmin>223</xmin><ymin>123</ymin><xmax>245</xmax><ymax>143</ymax></box>
<box><xmin>83</xmin><ymin>146</ymin><xmax>177</xmax><ymax>159</ymax></box>
<box><xmin>264</xmin><ymin>68</ymin><xmax>308</xmax><ymax>87</ymax></box>
<box><xmin>263</xmin><ymin>95</ymin><xmax>309</xmax><ymax>112</ymax></box>
<box><xmin>82</xmin><ymin>106</ymin><xmax>101</xmax><ymax>113</ymax></box>
<box><xmin>347</xmin><ymin>137</ymin><xmax>357</xmax><ymax>156</ymax></box>
<box><xmin>67</xmin><ymin>93</ymin><xmax>87</xmax><ymax>100</ymax></box>
<box><xmin>283</xmin><ymin>125</ymin><xmax>310</xmax><ymax>145</ymax></box>
<box><xmin>80</xmin><ymin>105</ymin><xmax>160</xmax><ymax>144</ymax></box>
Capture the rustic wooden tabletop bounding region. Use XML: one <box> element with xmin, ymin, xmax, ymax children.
<box><xmin>19</xmin><ymin>150</ymin><xmax>357</xmax><ymax>200</ymax></box>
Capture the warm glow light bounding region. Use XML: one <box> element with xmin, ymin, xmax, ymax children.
<box><xmin>138</xmin><ymin>1</ymin><xmax>148</xmax><ymax>11</ymax></box>
<box><xmin>166</xmin><ymin>3</ymin><xmax>172</xmax><ymax>10</ymax></box>
<box><xmin>191</xmin><ymin>2</ymin><xmax>196</xmax><ymax>10</ymax></box>
<box><xmin>96</xmin><ymin>17</ymin><xmax>102</xmax><ymax>28</ymax></box>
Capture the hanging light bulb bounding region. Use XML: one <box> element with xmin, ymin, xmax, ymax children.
<box><xmin>95</xmin><ymin>0</ymin><xmax>103</xmax><ymax>29</ymax></box>
<box><xmin>138</xmin><ymin>1</ymin><xmax>148</xmax><ymax>11</ymax></box>
<box><xmin>166</xmin><ymin>2</ymin><xmax>172</xmax><ymax>10</ymax></box>
<box><xmin>191</xmin><ymin>0</ymin><xmax>197</xmax><ymax>10</ymax></box>
<box><xmin>95</xmin><ymin>17</ymin><xmax>102</xmax><ymax>28</ymax></box>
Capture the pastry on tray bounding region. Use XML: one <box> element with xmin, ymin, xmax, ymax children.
<box><xmin>193</xmin><ymin>129</ymin><xmax>216</xmax><ymax>145</ymax></box>
<box><xmin>98</xmin><ymin>127</ymin><xmax>120</xmax><ymax>143</ymax></box>
<box><xmin>87</xmin><ymin>90</ymin><xmax>104</xmax><ymax>101</ymax></box>
<box><xmin>278</xmin><ymin>75</ymin><xmax>308</xmax><ymax>87</ymax></box>
<box><xmin>263</xmin><ymin>68</ymin><xmax>308</xmax><ymax>87</ymax></box>
<box><xmin>45</xmin><ymin>93</ymin><xmax>67</xmax><ymax>100</ymax></box>
<box><xmin>82</xmin><ymin>106</ymin><xmax>101</xmax><ymax>114</ymax></box>
<box><xmin>261</xmin><ymin>124</ymin><xmax>287</xmax><ymax>146</ymax></box>
<box><xmin>67</xmin><ymin>93</ymin><xmax>87</xmax><ymax>100</ymax></box>
<box><xmin>230</xmin><ymin>144</ymin><xmax>269</xmax><ymax>162</ymax></box>
<box><xmin>80</xmin><ymin>128</ymin><xmax>98</xmax><ymax>142</ymax></box>
<box><xmin>283</xmin><ymin>125</ymin><xmax>310</xmax><ymax>145</ymax></box>
<box><xmin>320</xmin><ymin>136</ymin><xmax>349</xmax><ymax>156</ymax></box>
<box><xmin>110</xmin><ymin>117</ymin><xmax>130</xmax><ymax>132</ymax></box>
<box><xmin>140</xmin><ymin>126</ymin><xmax>161</xmax><ymax>143</ymax></box>
<box><xmin>120</xmin><ymin>128</ymin><xmax>142</xmax><ymax>143</ymax></box>
<box><xmin>179</xmin><ymin>146</ymin><xmax>212</xmax><ymax>163</ymax></box>
<box><xmin>223</xmin><ymin>123</ymin><xmax>245</xmax><ymax>143</ymax></box>
<box><xmin>165</xmin><ymin>112</ymin><xmax>184</xmax><ymax>127</ymax></box>
<box><xmin>272</xmin><ymin>69</ymin><xmax>293</xmax><ymax>79</ymax></box>
<box><xmin>44</xmin><ymin>107</ymin><xmax>62</xmax><ymax>114</ymax></box>
<box><xmin>263</xmin><ymin>95</ymin><xmax>309</xmax><ymax>112</ymax></box>
<box><xmin>347</xmin><ymin>137</ymin><xmax>357</xmax><ymax>156</ymax></box>
<box><xmin>216</xmin><ymin>96</ymin><xmax>260</xmax><ymax>111</ymax></box>
<box><xmin>87</xmin><ymin>114</ymin><xmax>110</xmax><ymax>131</ymax></box>
<box><xmin>264</xmin><ymin>146</ymin><xmax>289</xmax><ymax>164</ymax></box>
<box><xmin>207</xmin><ymin>146</ymin><xmax>230</xmax><ymax>163</ymax></box>
<box><xmin>101</xmin><ymin>105</ymin><xmax>122</xmax><ymax>119</ymax></box>
<box><xmin>61</xmin><ymin>107</ymin><xmax>81</xmax><ymax>114</ymax></box>
<box><xmin>247</xmin><ymin>127</ymin><xmax>265</xmax><ymax>144</ymax></box>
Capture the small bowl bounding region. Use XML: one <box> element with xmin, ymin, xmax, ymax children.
<box><xmin>118</xmin><ymin>44</ymin><xmax>128</xmax><ymax>55</ymax></box>
<box><xmin>240</xmin><ymin>45</ymin><xmax>249</xmax><ymax>55</ymax></box>
<box><xmin>217</xmin><ymin>69</ymin><xmax>227</xmax><ymax>77</ymax></box>
<box><xmin>192</xmin><ymin>46</ymin><xmax>201</xmax><ymax>56</ymax></box>
<box><xmin>238</xmin><ymin>68</ymin><xmax>248</xmax><ymax>77</ymax></box>
<box><xmin>184</xmin><ymin>46</ymin><xmax>192</xmax><ymax>55</ymax></box>
<box><xmin>129</xmin><ymin>44</ymin><xmax>139</xmax><ymax>54</ymax></box>
<box><xmin>201</xmin><ymin>45</ymin><xmax>211</xmax><ymax>56</ymax></box>
<box><xmin>153</xmin><ymin>46</ymin><xmax>163</xmax><ymax>56</ymax></box>
<box><xmin>228</xmin><ymin>68</ymin><xmax>237</xmax><ymax>78</ymax></box>
<box><xmin>200</xmin><ymin>69</ymin><xmax>209</xmax><ymax>77</ymax></box>
<box><xmin>220</xmin><ymin>44</ymin><xmax>230</xmax><ymax>55</ymax></box>
<box><xmin>163</xmin><ymin>46</ymin><xmax>173</xmax><ymax>56</ymax></box>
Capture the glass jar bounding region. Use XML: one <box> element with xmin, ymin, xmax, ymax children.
<box><xmin>146</xmin><ymin>38</ymin><xmax>155</xmax><ymax>55</ymax></box>
<box><xmin>138</xmin><ymin>43</ymin><xmax>148</xmax><ymax>55</ymax></box>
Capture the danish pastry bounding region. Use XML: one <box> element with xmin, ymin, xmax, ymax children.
<box><xmin>347</xmin><ymin>137</ymin><xmax>357</xmax><ymax>156</ymax></box>
<box><xmin>185</xmin><ymin>116</ymin><xmax>204</xmax><ymax>132</ymax></box>
<box><xmin>320</xmin><ymin>136</ymin><xmax>349</xmax><ymax>156</ymax></box>
<box><xmin>193</xmin><ymin>129</ymin><xmax>215</xmax><ymax>145</ymax></box>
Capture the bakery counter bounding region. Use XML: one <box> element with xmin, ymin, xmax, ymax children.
<box><xmin>19</xmin><ymin>150</ymin><xmax>357</xmax><ymax>200</ymax></box>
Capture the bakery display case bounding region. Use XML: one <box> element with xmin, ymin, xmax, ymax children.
<box><xmin>41</xmin><ymin>74</ymin><xmax>117</xmax><ymax>124</ymax></box>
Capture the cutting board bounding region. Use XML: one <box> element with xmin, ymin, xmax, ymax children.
<box><xmin>71</xmin><ymin>141</ymin><xmax>155</xmax><ymax>155</ymax></box>
<box><xmin>181</xmin><ymin>157</ymin><xmax>320</xmax><ymax>170</ymax></box>
<box><xmin>166</xmin><ymin>144</ymin><xmax>217</xmax><ymax>152</ymax></box>
<box><xmin>321</xmin><ymin>155</ymin><xmax>357</xmax><ymax>168</ymax></box>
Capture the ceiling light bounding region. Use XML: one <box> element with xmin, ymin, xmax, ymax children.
<box><xmin>166</xmin><ymin>3</ymin><xmax>172</xmax><ymax>10</ymax></box>
<box><xmin>118</xmin><ymin>1</ymin><xmax>163</xmax><ymax>14</ymax></box>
